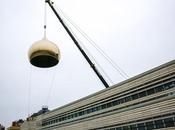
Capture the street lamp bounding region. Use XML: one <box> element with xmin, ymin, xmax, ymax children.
<box><xmin>28</xmin><ymin>0</ymin><xmax>109</xmax><ymax>88</ymax></box>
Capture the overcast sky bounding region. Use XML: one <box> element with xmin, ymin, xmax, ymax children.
<box><xmin>0</xmin><ymin>0</ymin><xmax>175</xmax><ymax>128</ymax></box>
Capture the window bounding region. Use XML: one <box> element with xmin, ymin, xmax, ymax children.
<box><xmin>155</xmin><ymin>85</ymin><xmax>164</xmax><ymax>92</ymax></box>
<box><xmin>84</xmin><ymin>110</ymin><xmax>88</xmax><ymax>115</ymax></box>
<box><xmin>79</xmin><ymin>111</ymin><xmax>83</xmax><ymax>116</ymax></box>
<box><xmin>123</xmin><ymin>126</ymin><xmax>129</xmax><ymax>130</ymax></box>
<box><xmin>87</xmin><ymin>108</ymin><xmax>92</xmax><ymax>113</ymax></box>
<box><xmin>139</xmin><ymin>91</ymin><xmax>147</xmax><ymax>98</ymax></box>
<box><xmin>125</xmin><ymin>96</ymin><xmax>132</xmax><ymax>102</ymax></box>
<box><xmin>84</xmin><ymin>110</ymin><xmax>87</xmax><ymax>114</ymax></box>
<box><xmin>102</xmin><ymin>104</ymin><xmax>107</xmax><ymax>109</ymax></box>
<box><xmin>107</xmin><ymin>102</ymin><xmax>112</xmax><ymax>108</ymax></box>
<box><xmin>96</xmin><ymin>106</ymin><xmax>101</xmax><ymax>111</ymax></box>
<box><xmin>146</xmin><ymin>121</ymin><xmax>154</xmax><ymax>130</ymax></box>
<box><xmin>147</xmin><ymin>88</ymin><xmax>155</xmax><ymax>95</ymax></box>
<box><xmin>119</xmin><ymin>98</ymin><xmax>125</xmax><ymax>104</ymax></box>
<box><xmin>164</xmin><ymin>117</ymin><xmax>174</xmax><ymax>127</ymax></box>
<box><xmin>64</xmin><ymin>116</ymin><xmax>68</xmax><ymax>120</ymax></box>
<box><xmin>113</xmin><ymin>100</ymin><xmax>119</xmax><ymax>106</ymax></box>
<box><xmin>137</xmin><ymin>123</ymin><xmax>145</xmax><ymax>130</ymax></box>
<box><xmin>116</xmin><ymin>127</ymin><xmax>122</xmax><ymax>130</ymax></box>
<box><xmin>70</xmin><ymin>114</ymin><xmax>73</xmax><ymax>118</ymax></box>
<box><xmin>82</xmin><ymin>111</ymin><xmax>85</xmax><ymax>115</ymax></box>
<box><xmin>155</xmin><ymin>119</ymin><xmax>164</xmax><ymax>129</ymax></box>
<box><xmin>131</xmin><ymin>94</ymin><xmax>139</xmax><ymax>100</ymax></box>
<box><xmin>74</xmin><ymin>113</ymin><xmax>78</xmax><ymax>117</ymax></box>
<box><xmin>164</xmin><ymin>82</ymin><xmax>175</xmax><ymax>90</ymax></box>
<box><xmin>130</xmin><ymin>124</ymin><xmax>137</xmax><ymax>130</ymax></box>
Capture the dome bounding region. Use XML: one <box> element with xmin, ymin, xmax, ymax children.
<box><xmin>28</xmin><ymin>38</ymin><xmax>60</xmax><ymax>68</ymax></box>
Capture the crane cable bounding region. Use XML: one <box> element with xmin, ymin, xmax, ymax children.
<box><xmin>49</xmin><ymin>2</ymin><xmax>114</xmax><ymax>85</ymax></box>
<box><xmin>54</xmin><ymin>5</ymin><xmax>129</xmax><ymax>79</ymax></box>
<box><xmin>27</xmin><ymin>65</ymin><xmax>32</xmax><ymax>117</ymax></box>
<box><xmin>59</xmin><ymin>15</ymin><xmax>114</xmax><ymax>85</ymax></box>
<box><xmin>45</xmin><ymin>67</ymin><xmax>58</xmax><ymax>106</ymax></box>
<box><xmin>44</xmin><ymin>3</ymin><xmax>58</xmax><ymax>106</ymax></box>
<box><xmin>44</xmin><ymin>1</ymin><xmax>47</xmax><ymax>39</ymax></box>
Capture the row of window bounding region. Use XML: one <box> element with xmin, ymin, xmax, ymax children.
<box><xmin>42</xmin><ymin>80</ymin><xmax>175</xmax><ymax>127</ymax></box>
<box><xmin>42</xmin><ymin>91</ymin><xmax>175</xmax><ymax>130</ymax></box>
<box><xmin>45</xmin><ymin>76</ymin><xmax>174</xmax><ymax>122</ymax></box>
<box><xmin>42</xmin><ymin>76</ymin><xmax>174</xmax><ymax>123</ymax></box>
<box><xmin>90</xmin><ymin>112</ymin><xmax>175</xmax><ymax>130</ymax></box>
<box><xmin>100</xmin><ymin>116</ymin><xmax>175</xmax><ymax>130</ymax></box>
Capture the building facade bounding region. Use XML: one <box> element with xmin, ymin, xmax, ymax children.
<box><xmin>37</xmin><ymin>60</ymin><xmax>175</xmax><ymax>130</ymax></box>
<box><xmin>7</xmin><ymin>121</ymin><xmax>21</xmax><ymax>130</ymax></box>
<box><xmin>21</xmin><ymin>107</ymin><xmax>49</xmax><ymax>130</ymax></box>
<box><xmin>20</xmin><ymin>116</ymin><xmax>37</xmax><ymax>130</ymax></box>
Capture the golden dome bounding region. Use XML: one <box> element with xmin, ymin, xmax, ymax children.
<box><xmin>28</xmin><ymin>38</ymin><xmax>60</xmax><ymax>68</ymax></box>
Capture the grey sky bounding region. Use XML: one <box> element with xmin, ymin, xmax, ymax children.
<box><xmin>0</xmin><ymin>0</ymin><xmax>175</xmax><ymax>128</ymax></box>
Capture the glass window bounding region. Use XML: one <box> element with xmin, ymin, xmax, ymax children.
<box><xmin>164</xmin><ymin>117</ymin><xmax>175</xmax><ymax>127</ymax></box>
<box><xmin>84</xmin><ymin>110</ymin><xmax>88</xmax><ymax>115</ymax></box>
<box><xmin>113</xmin><ymin>100</ymin><xmax>119</xmax><ymax>106</ymax></box>
<box><xmin>155</xmin><ymin>119</ymin><xmax>164</xmax><ymax>129</ymax></box>
<box><xmin>97</xmin><ymin>106</ymin><xmax>101</xmax><ymax>110</ymax></box>
<box><xmin>91</xmin><ymin>108</ymin><xmax>95</xmax><ymax>112</ymax></box>
<box><xmin>84</xmin><ymin>110</ymin><xmax>88</xmax><ymax>114</ymax></box>
<box><xmin>155</xmin><ymin>85</ymin><xmax>164</xmax><ymax>92</ymax></box>
<box><xmin>95</xmin><ymin>106</ymin><xmax>98</xmax><ymax>111</ymax></box>
<box><xmin>107</xmin><ymin>102</ymin><xmax>112</xmax><ymax>108</ymax></box>
<box><xmin>147</xmin><ymin>88</ymin><xmax>155</xmax><ymax>95</ymax></box>
<box><xmin>130</xmin><ymin>124</ymin><xmax>137</xmax><ymax>130</ymax></box>
<box><xmin>79</xmin><ymin>111</ymin><xmax>82</xmax><ymax>116</ymax></box>
<box><xmin>87</xmin><ymin>108</ymin><xmax>92</xmax><ymax>113</ymax></box>
<box><xmin>70</xmin><ymin>114</ymin><xmax>73</xmax><ymax>118</ymax></box>
<box><xmin>75</xmin><ymin>113</ymin><xmax>78</xmax><ymax>117</ymax></box>
<box><xmin>125</xmin><ymin>96</ymin><xmax>132</xmax><ymax>102</ymax></box>
<box><xmin>131</xmin><ymin>94</ymin><xmax>139</xmax><ymax>100</ymax></box>
<box><xmin>82</xmin><ymin>111</ymin><xmax>85</xmax><ymax>115</ymax></box>
<box><xmin>119</xmin><ymin>98</ymin><xmax>125</xmax><ymax>104</ymax></box>
<box><xmin>137</xmin><ymin>123</ymin><xmax>145</xmax><ymax>130</ymax></box>
<box><xmin>72</xmin><ymin>113</ymin><xmax>75</xmax><ymax>118</ymax></box>
<box><xmin>116</xmin><ymin>127</ymin><xmax>122</xmax><ymax>130</ymax></box>
<box><xmin>146</xmin><ymin>121</ymin><xmax>154</xmax><ymax>130</ymax></box>
<box><xmin>102</xmin><ymin>104</ymin><xmax>107</xmax><ymax>109</ymax></box>
<box><xmin>123</xmin><ymin>126</ymin><xmax>129</xmax><ymax>130</ymax></box>
<box><xmin>139</xmin><ymin>91</ymin><xmax>147</xmax><ymax>98</ymax></box>
<box><xmin>164</xmin><ymin>82</ymin><xmax>175</xmax><ymax>90</ymax></box>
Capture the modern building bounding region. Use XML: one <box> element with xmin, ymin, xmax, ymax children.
<box><xmin>36</xmin><ymin>59</ymin><xmax>175</xmax><ymax>130</ymax></box>
<box><xmin>21</xmin><ymin>116</ymin><xmax>37</xmax><ymax>130</ymax></box>
<box><xmin>21</xmin><ymin>107</ymin><xmax>49</xmax><ymax>130</ymax></box>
